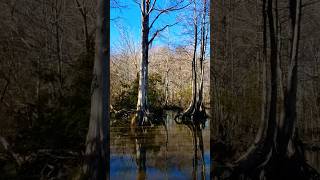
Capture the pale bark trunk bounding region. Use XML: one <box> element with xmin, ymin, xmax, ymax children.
<box><xmin>196</xmin><ymin>0</ymin><xmax>207</xmax><ymax>112</ymax></box>
<box><xmin>83</xmin><ymin>0</ymin><xmax>109</xmax><ymax>179</ymax></box>
<box><xmin>134</xmin><ymin>0</ymin><xmax>150</xmax><ymax>126</ymax></box>
<box><xmin>182</xmin><ymin>1</ymin><xmax>198</xmax><ymax>116</ymax></box>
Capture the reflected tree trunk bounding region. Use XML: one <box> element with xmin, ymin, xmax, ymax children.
<box><xmin>135</xmin><ymin>137</ymin><xmax>147</xmax><ymax>180</ymax></box>
<box><xmin>185</xmin><ymin>122</ymin><xmax>206</xmax><ymax>180</ymax></box>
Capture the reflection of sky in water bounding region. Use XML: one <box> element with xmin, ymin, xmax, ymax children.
<box><xmin>110</xmin><ymin>152</ymin><xmax>210</xmax><ymax>179</ymax></box>
<box><xmin>110</xmin><ymin>111</ymin><xmax>210</xmax><ymax>179</ymax></box>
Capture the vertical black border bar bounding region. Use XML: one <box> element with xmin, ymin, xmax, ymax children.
<box><xmin>103</xmin><ymin>0</ymin><xmax>110</xmax><ymax>179</ymax></box>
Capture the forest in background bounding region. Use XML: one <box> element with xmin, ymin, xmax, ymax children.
<box><xmin>110</xmin><ymin>39</ymin><xmax>210</xmax><ymax>113</ymax></box>
<box><xmin>110</xmin><ymin>0</ymin><xmax>210</xmax><ymax>124</ymax></box>
<box><xmin>211</xmin><ymin>0</ymin><xmax>320</xmax><ymax>179</ymax></box>
<box><xmin>0</xmin><ymin>0</ymin><xmax>97</xmax><ymax>178</ymax></box>
<box><xmin>212</xmin><ymin>0</ymin><xmax>320</xmax><ymax>153</ymax></box>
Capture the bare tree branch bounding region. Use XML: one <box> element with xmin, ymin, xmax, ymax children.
<box><xmin>149</xmin><ymin>1</ymin><xmax>191</xmax><ymax>30</ymax></box>
<box><xmin>133</xmin><ymin>0</ymin><xmax>144</xmax><ymax>14</ymax></box>
<box><xmin>148</xmin><ymin>0</ymin><xmax>157</xmax><ymax>14</ymax></box>
<box><xmin>148</xmin><ymin>22</ymin><xmax>178</xmax><ymax>45</ymax></box>
<box><xmin>111</xmin><ymin>0</ymin><xmax>126</xmax><ymax>8</ymax></box>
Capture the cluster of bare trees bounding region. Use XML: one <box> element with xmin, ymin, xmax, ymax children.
<box><xmin>0</xmin><ymin>0</ymin><xmax>94</xmax><ymax>123</ymax></box>
<box><xmin>0</xmin><ymin>0</ymin><xmax>105</xmax><ymax>179</ymax></box>
<box><xmin>176</xmin><ymin>0</ymin><xmax>209</xmax><ymax>123</ymax></box>
<box><xmin>110</xmin><ymin>43</ymin><xmax>210</xmax><ymax>110</ymax></box>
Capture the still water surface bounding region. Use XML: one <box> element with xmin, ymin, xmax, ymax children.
<box><xmin>110</xmin><ymin>111</ymin><xmax>210</xmax><ymax>180</ymax></box>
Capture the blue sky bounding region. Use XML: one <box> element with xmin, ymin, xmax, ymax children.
<box><xmin>110</xmin><ymin>0</ymin><xmax>195</xmax><ymax>54</ymax></box>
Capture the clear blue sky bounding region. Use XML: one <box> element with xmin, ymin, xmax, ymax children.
<box><xmin>110</xmin><ymin>0</ymin><xmax>194</xmax><ymax>54</ymax></box>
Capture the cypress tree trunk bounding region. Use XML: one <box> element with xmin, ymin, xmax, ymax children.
<box><xmin>196</xmin><ymin>0</ymin><xmax>208</xmax><ymax>114</ymax></box>
<box><xmin>83</xmin><ymin>0</ymin><xmax>109</xmax><ymax>179</ymax></box>
<box><xmin>183</xmin><ymin>0</ymin><xmax>198</xmax><ymax>117</ymax></box>
<box><xmin>133</xmin><ymin>0</ymin><xmax>150</xmax><ymax>126</ymax></box>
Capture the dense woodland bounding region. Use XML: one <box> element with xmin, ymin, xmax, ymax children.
<box><xmin>211</xmin><ymin>0</ymin><xmax>320</xmax><ymax>179</ymax></box>
<box><xmin>0</xmin><ymin>0</ymin><xmax>98</xmax><ymax>178</ymax></box>
<box><xmin>110</xmin><ymin>38</ymin><xmax>210</xmax><ymax>115</ymax></box>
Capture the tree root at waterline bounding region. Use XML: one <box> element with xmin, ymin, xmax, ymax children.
<box><xmin>174</xmin><ymin>102</ymin><xmax>207</xmax><ymax>126</ymax></box>
<box><xmin>131</xmin><ymin>109</ymin><xmax>151</xmax><ymax>127</ymax></box>
<box><xmin>131</xmin><ymin>108</ymin><xmax>166</xmax><ymax>127</ymax></box>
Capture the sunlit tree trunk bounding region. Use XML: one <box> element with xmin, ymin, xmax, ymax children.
<box><xmin>183</xmin><ymin>0</ymin><xmax>198</xmax><ymax>117</ymax></box>
<box><xmin>133</xmin><ymin>0</ymin><xmax>150</xmax><ymax>126</ymax></box>
<box><xmin>196</xmin><ymin>0</ymin><xmax>208</xmax><ymax>113</ymax></box>
<box><xmin>133</xmin><ymin>0</ymin><xmax>188</xmax><ymax>125</ymax></box>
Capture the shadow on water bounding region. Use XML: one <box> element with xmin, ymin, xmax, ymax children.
<box><xmin>110</xmin><ymin>110</ymin><xmax>210</xmax><ymax>179</ymax></box>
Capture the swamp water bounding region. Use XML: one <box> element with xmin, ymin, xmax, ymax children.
<box><xmin>110</xmin><ymin>111</ymin><xmax>210</xmax><ymax>180</ymax></box>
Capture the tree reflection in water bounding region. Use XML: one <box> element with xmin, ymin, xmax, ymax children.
<box><xmin>182</xmin><ymin>119</ymin><xmax>207</xmax><ymax>180</ymax></box>
<box><xmin>131</xmin><ymin>115</ymin><xmax>170</xmax><ymax>180</ymax></box>
<box><xmin>133</xmin><ymin>127</ymin><xmax>148</xmax><ymax>180</ymax></box>
<box><xmin>110</xmin><ymin>111</ymin><xmax>209</xmax><ymax>179</ymax></box>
